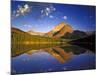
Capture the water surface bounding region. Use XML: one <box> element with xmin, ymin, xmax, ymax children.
<box><xmin>11</xmin><ymin>44</ymin><xmax>95</xmax><ymax>74</ymax></box>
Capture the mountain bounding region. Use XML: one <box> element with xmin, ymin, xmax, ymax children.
<box><xmin>61</xmin><ymin>30</ymin><xmax>87</xmax><ymax>39</ymax></box>
<box><xmin>11</xmin><ymin>27</ymin><xmax>64</xmax><ymax>57</ymax></box>
<box><xmin>11</xmin><ymin>27</ymin><xmax>62</xmax><ymax>45</ymax></box>
<box><xmin>11</xmin><ymin>27</ymin><xmax>29</xmax><ymax>35</ymax></box>
<box><xmin>27</xmin><ymin>30</ymin><xmax>45</xmax><ymax>36</ymax></box>
<box><xmin>70</xmin><ymin>34</ymin><xmax>96</xmax><ymax>53</ymax></box>
<box><xmin>12</xmin><ymin>22</ymin><xmax>88</xmax><ymax>40</ymax></box>
<box><xmin>46</xmin><ymin>22</ymin><xmax>87</xmax><ymax>39</ymax></box>
<box><xmin>46</xmin><ymin>22</ymin><xmax>74</xmax><ymax>38</ymax></box>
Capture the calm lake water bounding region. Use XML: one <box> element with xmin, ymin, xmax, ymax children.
<box><xmin>11</xmin><ymin>44</ymin><xmax>96</xmax><ymax>74</ymax></box>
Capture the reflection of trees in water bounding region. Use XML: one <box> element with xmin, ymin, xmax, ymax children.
<box><xmin>11</xmin><ymin>44</ymin><xmax>61</xmax><ymax>57</ymax></box>
<box><xmin>12</xmin><ymin>43</ymin><xmax>90</xmax><ymax>63</ymax></box>
<box><xmin>60</xmin><ymin>45</ymin><xmax>87</xmax><ymax>55</ymax></box>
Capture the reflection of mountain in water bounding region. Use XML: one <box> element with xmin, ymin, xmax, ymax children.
<box><xmin>12</xmin><ymin>43</ymin><xmax>91</xmax><ymax>63</ymax></box>
<box><xmin>12</xmin><ymin>44</ymin><xmax>63</xmax><ymax>57</ymax></box>
<box><xmin>26</xmin><ymin>47</ymin><xmax>73</xmax><ymax>63</ymax></box>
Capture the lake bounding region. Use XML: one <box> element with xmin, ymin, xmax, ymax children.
<box><xmin>11</xmin><ymin>44</ymin><xmax>96</xmax><ymax>74</ymax></box>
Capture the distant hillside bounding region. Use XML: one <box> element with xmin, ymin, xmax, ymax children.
<box><xmin>70</xmin><ymin>34</ymin><xmax>96</xmax><ymax>53</ymax></box>
<box><xmin>11</xmin><ymin>27</ymin><xmax>64</xmax><ymax>44</ymax></box>
<box><xmin>27</xmin><ymin>30</ymin><xmax>45</xmax><ymax>36</ymax></box>
<box><xmin>12</xmin><ymin>27</ymin><xmax>28</xmax><ymax>35</ymax></box>
<box><xmin>61</xmin><ymin>30</ymin><xmax>87</xmax><ymax>39</ymax></box>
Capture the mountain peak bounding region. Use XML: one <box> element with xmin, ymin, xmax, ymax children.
<box><xmin>60</xmin><ymin>22</ymin><xmax>73</xmax><ymax>29</ymax></box>
<box><xmin>52</xmin><ymin>22</ymin><xmax>72</xmax><ymax>32</ymax></box>
<box><xmin>46</xmin><ymin>22</ymin><xmax>74</xmax><ymax>38</ymax></box>
<box><xmin>59</xmin><ymin>22</ymin><xmax>66</xmax><ymax>25</ymax></box>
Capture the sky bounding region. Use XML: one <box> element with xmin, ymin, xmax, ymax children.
<box><xmin>11</xmin><ymin>1</ymin><xmax>96</xmax><ymax>32</ymax></box>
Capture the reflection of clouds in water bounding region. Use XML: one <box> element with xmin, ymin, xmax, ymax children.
<box><xmin>48</xmin><ymin>68</ymin><xmax>53</xmax><ymax>71</ymax></box>
<box><xmin>22</xmin><ymin>58</ymin><xmax>30</xmax><ymax>62</ymax></box>
<box><xmin>12</xmin><ymin>50</ymin><xmax>95</xmax><ymax>74</ymax></box>
<box><xmin>12</xmin><ymin>69</ymin><xmax>17</xmax><ymax>74</ymax></box>
<box><xmin>63</xmin><ymin>67</ymin><xmax>67</xmax><ymax>70</ymax></box>
<box><xmin>11</xmin><ymin>43</ymin><xmax>95</xmax><ymax>74</ymax></box>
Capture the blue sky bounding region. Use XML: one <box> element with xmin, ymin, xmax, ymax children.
<box><xmin>11</xmin><ymin>1</ymin><xmax>96</xmax><ymax>32</ymax></box>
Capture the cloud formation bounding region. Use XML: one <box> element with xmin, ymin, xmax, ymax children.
<box><xmin>12</xmin><ymin>4</ymin><xmax>31</xmax><ymax>19</ymax></box>
<box><xmin>41</xmin><ymin>5</ymin><xmax>56</xmax><ymax>17</ymax></box>
<box><xmin>49</xmin><ymin>15</ymin><xmax>54</xmax><ymax>18</ymax></box>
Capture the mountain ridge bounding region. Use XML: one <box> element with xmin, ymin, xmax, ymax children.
<box><xmin>27</xmin><ymin>30</ymin><xmax>45</xmax><ymax>36</ymax></box>
<box><xmin>46</xmin><ymin>22</ymin><xmax>74</xmax><ymax>38</ymax></box>
<box><xmin>13</xmin><ymin>22</ymin><xmax>90</xmax><ymax>40</ymax></box>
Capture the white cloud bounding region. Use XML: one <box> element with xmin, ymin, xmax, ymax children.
<box><xmin>15</xmin><ymin>14</ymin><xmax>20</xmax><ymax>17</ymax></box>
<box><xmin>24</xmin><ymin>24</ymin><xmax>32</xmax><ymax>28</ymax></box>
<box><xmin>41</xmin><ymin>10</ymin><xmax>44</xmax><ymax>14</ymax></box>
<box><xmin>53</xmin><ymin>8</ymin><xmax>56</xmax><ymax>11</ymax></box>
<box><xmin>41</xmin><ymin>5</ymin><xmax>56</xmax><ymax>17</ymax></box>
<box><xmin>12</xmin><ymin>4</ymin><xmax>31</xmax><ymax>18</ymax></box>
<box><xmin>49</xmin><ymin>15</ymin><xmax>53</xmax><ymax>18</ymax></box>
<box><xmin>46</xmin><ymin>7</ymin><xmax>50</xmax><ymax>12</ymax></box>
<box><xmin>45</xmin><ymin>7</ymin><xmax>51</xmax><ymax>16</ymax></box>
<box><xmin>47</xmin><ymin>26</ymin><xmax>51</xmax><ymax>29</ymax></box>
<box><xmin>18</xmin><ymin>4</ymin><xmax>31</xmax><ymax>15</ymax></box>
<box><xmin>63</xmin><ymin>16</ymin><xmax>67</xmax><ymax>20</ymax></box>
<box><xmin>24</xmin><ymin>4</ymin><xmax>29</xmax><ymax>10</ymax></box>
<box><xmin>50</xmin><ymin>5</ymin><xmax>56</xmax><ymax>11</ymax></box>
